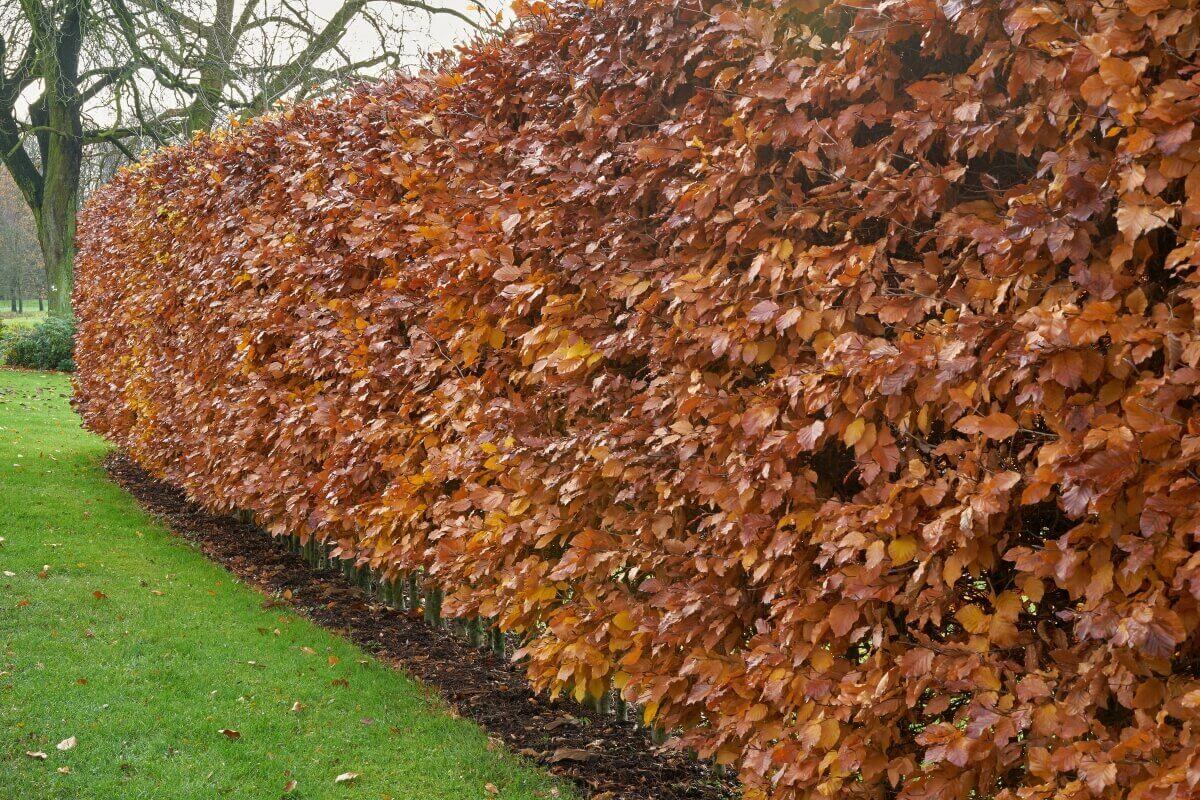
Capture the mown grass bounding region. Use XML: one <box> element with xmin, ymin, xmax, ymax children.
<box><xmin>0</xmin><ymin>307</ymin><xmax>47</xmax><ymax>329</ymax></box>
<box><xmin>0</xmin><ymin>368</ymin><xmax>570</xmax><ymax>800</ymax></box>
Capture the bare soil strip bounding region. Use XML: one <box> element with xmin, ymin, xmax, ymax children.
<box><xmin>105</xmin><ymin>453</ymin><xmax>736</xmax><ymax>800</ymax></box>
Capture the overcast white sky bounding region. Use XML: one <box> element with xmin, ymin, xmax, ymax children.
<box><xmin>13</xmin><ymin>0</ymin><xmax>505</xmax><ymax>130</ymax></box>
<box><xmin>314</xmin><ymin>0</ymin><xmax>501</xmax><ymax>71</ymax></box>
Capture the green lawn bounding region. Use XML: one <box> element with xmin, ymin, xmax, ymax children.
<box><xmin>0</xmin><ymin>368</ymin><xmax>569</xmax><ymax>800</ymax></box>
<box><xmin>0</xmin><ymin>307</ymin><xmax>47</xmax><ymax>329</ymax></box>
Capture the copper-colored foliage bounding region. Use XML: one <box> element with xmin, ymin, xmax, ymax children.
<box><xmin>74</xmin><ymin>1</ymin><xmax>1200</xmax><ymax>797</ymax></box>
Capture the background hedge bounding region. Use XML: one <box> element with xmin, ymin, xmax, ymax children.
<box><xmin>75</xmin><ymin>1</ymin><xmax>1200</xmax><ymax>798</ymax></box>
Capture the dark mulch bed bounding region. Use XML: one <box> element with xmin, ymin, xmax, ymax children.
<box><xmin>105</xmin><ymin>452</ymin><xmax>737</xmax><ymax>800</ymax></box>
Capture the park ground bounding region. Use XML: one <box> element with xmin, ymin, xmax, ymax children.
<box><xmin>0</xmin><ymin>367</ymin><xmax>570</xmax><ymax>800</ymax></box>
<box><xmin>0</xmin><ymin>305</ymin><xmax>46</xmax><ymax>329</ymax></box>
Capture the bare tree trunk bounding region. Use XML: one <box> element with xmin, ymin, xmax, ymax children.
<box><xmin>21</xmin><ymin>0</ymin><xmax>85</xmax><ymax>318</ymax></box>
<box><xmin>185</xmin><ymin>0</ymin><xmax>235</xmax><ymax>135</ymax></box>
<box><xmin>34</xmin><ymin>163</ymin><xmax>80</xmax><ymax>318</ymax></box>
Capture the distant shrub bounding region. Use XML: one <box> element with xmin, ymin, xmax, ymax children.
<box><xmin>4</xmin><ymin>316</ymin><xmax>75</xmax><ymax>371</ymax></box>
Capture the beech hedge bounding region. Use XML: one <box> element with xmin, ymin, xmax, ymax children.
<box><xmin>75</xmin><ymin>1</ymin><xmax>1200</xmax><ymax>798</ymax></box>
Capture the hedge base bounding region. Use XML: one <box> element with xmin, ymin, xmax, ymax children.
<box><xmin>104</xmin><ymin>452</ymin><xmax>735</xmax><ymax>800</ymax></box>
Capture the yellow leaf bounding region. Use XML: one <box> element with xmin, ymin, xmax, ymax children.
<box><xmin>612</xmin><ymin>611</ymin><xmax>636</xmax><ymax>631</ymax></box>
<box><xmin>974</xmin><ymin>666</ymin><xmax>1001</xmax><ymax>691</ymax></box>
<box><xmin>643</xmin><ymin>700</ymin><xmax>660</xmax><ymax>725</ymax></box>
<box><xmin>956</xmin><ymin>604</ymin><xmax>988</xmax><ymax>634</ymax></box>
<box><xmin>753</xmin><ymin>338</ymin><xmax>776</xmax><ymax>364</ymax></box>
<box><xmin>843</xmin><ymin>417</ymin><xmax>866</xmax><ymax>446</ymax></box>
<box><xmin>887</xmin><ymin>537</ymin><xmax>917</xmax><ymax>564</ymax></box>
<box><xmin>818</xmin><ymin>718</ymin><xmax>840</xmax><ymax>748</ymax></box>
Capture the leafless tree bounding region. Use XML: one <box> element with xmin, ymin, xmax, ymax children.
<box><xmin>1</xmin><ymin>0</ymin><xmax>493</xmax><ymax>315</ymax></box>
<box><xmin>0</xmin><ymin>171</ymin><xmax>42</xmax><ymax>313</ymax></box>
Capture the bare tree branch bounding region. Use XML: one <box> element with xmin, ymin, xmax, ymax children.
<box><xmin>0</xmin><ymin>0</ymin><xmax>500</xmax><ymax>314</ymax></box>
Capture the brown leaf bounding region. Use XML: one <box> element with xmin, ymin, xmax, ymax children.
<box><xmin>1116</xmin><ymin>200</ymin><xmax>1172</xmax><ymax>242</ymax></box>
<box><xmin>748</xmin><ymin>299</ymin><xmax>778</xmax><ymax>323</ymax></box>
<box><xmin>547</xmin><ymin>747</ymin><xmax>593</xmax><ymax>764</ymax></box>
<box><xmin>828</xmin><ymin>603</ymin><xmax>858</xmax><ymax>637</ymax></box>
<box><xmin>978</xmin><ymin>411</ymin><xmax>1018</xmax><ymax>441</ymax></box>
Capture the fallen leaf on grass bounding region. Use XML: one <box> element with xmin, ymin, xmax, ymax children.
<box><xmin>334</xmin><ymin>771</ymin><xmax>359</xmax><ymax>784</ymax></box>
<box><xmin>283</xmin><ymin>778</ymin><xmax>297</xmax><ymax>793</ymax></box>
<box><xmin>485</xmin><ymin>783</ymin><xmax>500</xmax><ymax>795</ymax></box>
<box><xmin>25</xmin><ymin>751</ymin><xmax>48</xmax><ymax>760</ymax></box>
<box><xmin>57</xmin><ymin>766</ymin><xmax>70</xmax><ymax>774</ymax></box>
<box><xmin>218</xmin><ymin>729</ymin><xmax>241</xmax><ymax>739</ymax></box>
<box><xmin>290</xmin><ymin>701</ymin><xmax>304</xmax><ymax>713</ymax></box>
<box><xmin>56</xmin><ymin>736</ymin><xmax>76</xmax><ymax>751</ymax></box>
<box><xmin>92</xmin><ymin>590</ymin><xmax>107</xmax><ymax>600</ymax></box>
